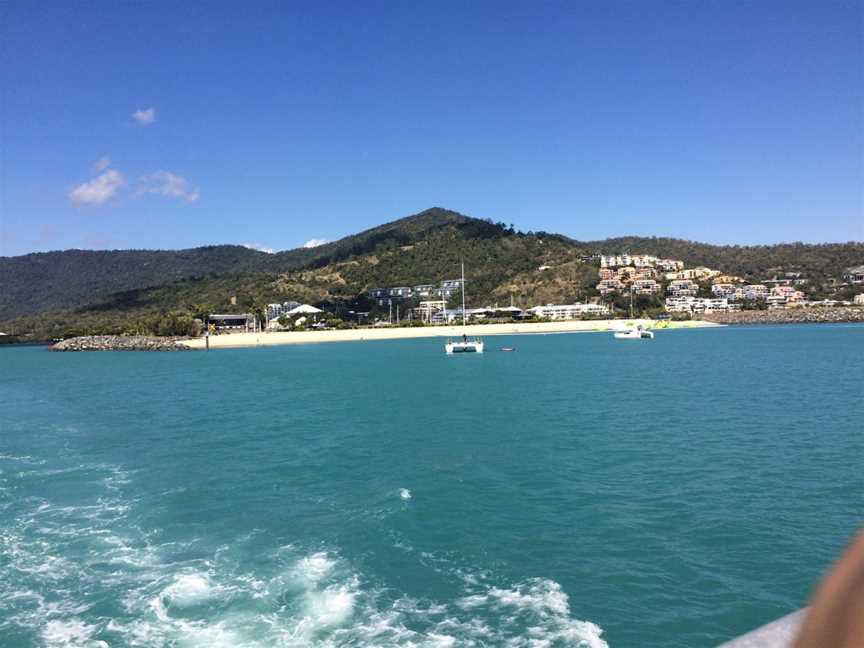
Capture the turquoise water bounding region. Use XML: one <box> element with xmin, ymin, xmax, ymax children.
<box><xmin>1</xmin><ymin>324</ymin><xmax>862</xmax><ymax>648</ymax></box>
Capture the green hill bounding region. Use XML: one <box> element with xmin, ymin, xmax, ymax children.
<box><xmin>0</xmin><ymin>208</ymin><xmax>474</xmax><ymax>320</ymax></box>
<box><xmin>1</xmin><ymin>207</ymin><xmax>861</xmax><ymax>339</ymax></box>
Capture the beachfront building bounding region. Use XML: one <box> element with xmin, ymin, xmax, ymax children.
<box><xmin>413</xmin><ymin>300</ymin><xmax>446</xmax><ymax>323</ymax></box>
<box><xmin>489</xmin><ymin>305</ymin><xmax>524</xmax><ymax>318</ymax></box>
<box><xmin>598</xmin><ymin>268</ymin><xmax>614</xmax><ymax>280</ymax></box>
<box><xmin>525</xmin><ymin>303</ymin><xmax>610</xmax><ymax>320</ymax></box>
<box><xmin>266</xmin><ymin>301</ymin><xmax>301</xmax><ymax>322</ymax></box>
<box><xmin>854</xmin><ymin>294</ymin><xmax>864</xmax><ymax>305</ymax></box>
<box><xmin>285</xmin><ymin>304</ymin><xmax>323</xmax><ymax>316</ymax></box>
<box><xmin>431</xmin><ymin>307</ymin><xmax>492</xmax><ymax>324</ymax></box>
<box><xmin>664</xmin><ymin>297</ymin><xmax>735</xmax><ymax>314</ymax></box>
<box><xmin>208</xmin><ymin>313</ymin><xmax>256</xmax><ymax>331</ymax></box>
<box><xmin>667</xmin><ymin>280</ymin><xmax>699</xmax><ymax>297</ymax></box>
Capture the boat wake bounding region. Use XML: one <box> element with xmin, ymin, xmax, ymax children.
<box><xmin>0</xmin><ymin>454</ymin><xmax>607</xmax><ymax>647</ymax></box>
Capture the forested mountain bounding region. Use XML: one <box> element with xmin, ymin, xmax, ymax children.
<box><xmin>0</xmin><ymin>246</ymin><xmax>270</xmax><ymax>319</ymax></box>
<box><xmin>1</xmin><ymin>207</ymin><xmax>861</xmax><ymax>338</ymax></box>
<box><xmin>0</xmin><ymin>208</ymin><xmax>477</xmax><ymax>319</ymax></box>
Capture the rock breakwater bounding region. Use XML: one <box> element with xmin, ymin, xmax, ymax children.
<box><xmin>703</xmin><ymin>307</ymin><xmax>864</xmax><ymax>326</ymax></box>
<box><xmin>50</xmin><ymin>335</ymin><xmax>193</xmax><ymax>352</ymax></box>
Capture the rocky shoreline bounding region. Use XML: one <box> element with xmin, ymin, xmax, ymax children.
<box><xmin>49</xmin><ymin>335</ymin><xmax>193</xmax><ymax>352</ymax></box>
<box><xmin>703</xmin><ymin>307</ymin><xmax>864</xmax><ymax>326</ymax></box>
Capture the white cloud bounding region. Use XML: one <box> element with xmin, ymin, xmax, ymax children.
<box><xmin>68</xmin><ymin>169</ymin><xmax>127</xmax><ymax>206</ymax></box>
<box><xmin>244</xmin><ymin>243</ymin><xmax>275</xmax><ymax>254</ymax></box>
<box><xmin>92</xmin><ymin>155</ymin><xmax>111</xmax><ymax>173</ymax></box>
<box><xmin>132</xmin><ymin>107</ymin><xmax>156</xmax><ymax>126</ymax></box>
<box><xmin>303</xmin><ymin>238</ymin><xmax>329</xmax><ymax>248</ymax></box>
<box><xmin>138</xmin><ymin>171</ymin><xmax>200</xmax><ymax>203</ymax></box>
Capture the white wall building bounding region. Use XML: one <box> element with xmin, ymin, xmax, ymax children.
<box><xmin>667</xmin><ymin>280</ymin><xmax>699</xmax><ymax>297</ymax></box>
<box><xmin>665</xmin><ymin>297</ymin><xmax>734</xmax><ymax>313</ymax></box>
<box><xmin>525</xmin><ymin>303</ymin><xmax>610</xmax><ymax>320</ymax></box>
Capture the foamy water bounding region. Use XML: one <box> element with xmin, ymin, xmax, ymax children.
<box><xmin>0</xmin><ymin>457</ymin><xmax>606</xmax><ymax>647</ymax></box>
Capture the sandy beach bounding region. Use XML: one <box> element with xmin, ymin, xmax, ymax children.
<box><xmin>182</xmin><ymin>319</ymin><xmax>722</xmax><ymax>349</ymax></box>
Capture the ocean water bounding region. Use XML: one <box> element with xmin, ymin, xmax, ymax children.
<box><xmin>1</xmin><ymin>324</ymin><xmax>862</xmax><ymax>648</ymax></box>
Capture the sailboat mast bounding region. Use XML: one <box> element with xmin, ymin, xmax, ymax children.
<box><xmin>461</xmin><ymin>261</ymin><xmax>466</xmax><ymax>327</ymax></box>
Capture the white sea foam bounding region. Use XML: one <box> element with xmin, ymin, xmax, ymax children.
<box><xmin>295</xmin><ymin>551</ymin><xmax>336</xmax><ymax>584</ymax></box>
<box><xmin>161</xmin><ymin>573</ymin><xmax>222</xmax><ymax>609</ymax></box>
<box><xmin>2</xmin><ymin>458</ymin><xmax>607</xmax><ymax>648</ymax></box>
<box><xmin>400</xmin><ymin>488</ymin><xmax>412</xmax><ymax>500</ymax></box>
<box><xmin>42</xmin><ymin>618</ymin><xmax>105</xmax><ymax>647</ymax></box>
<box><xmin>303</xmin><ymin>582</ymin><xmax>357</xmax><ymax>627</ymax></box>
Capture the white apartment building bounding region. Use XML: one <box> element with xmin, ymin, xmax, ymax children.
<box><xmin>597</xmin><ymin>279</ymin><xmax>625</xmax><ymax>295</ymax></box>
<box><xmin>656</xmin><ymin>258</ymin><xmax>685</xmax><ymax>272</ymax></box>
<box><xmin>665</xmin><ymin>297</ymin><xmax>733</xmax><ymax>313</ymax></box>
<box><xmin>711</xmin><ymin>284</ymin><xmax>737</xmax><ymax>299</ymax></box>
<box><xmin>632</xmin><ymin>279</ymin><xmax>659</xmax><ymax>295</ymax></box>
<box><xmin>667</xmin><ymin>280</ymin><xmax>699</xmax><ymax>297</ymax></box>
<box><xmin>526</xmin><ymin>303</ymin><xmax>610</xmax><ymax>320</ymax></box>
<box><xmin>266</xmin><ymin>301</ymin><xmax>301</xmax><ymax>322</ymax></box>
<box><xmin>766</xmin><ymin>286</ymin><xmax>805</xmax><ymax>309</ymax></box>
<box><xmin>631</xmin><ymin>255</ymin><xmax>659</xmax><ymax>267</ymax></box>
<box><xmin>738</xmin><ymin>284</ymin><xmax>769</xmax><ymax>300</ymax></box>
<box><xmin>599</xmin><ymin>254</ymin><xmax>633</xmax><ymax>268</ymax></box>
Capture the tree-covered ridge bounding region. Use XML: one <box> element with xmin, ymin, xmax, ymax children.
<box><xmin>0</xmin><ymin>245</ymin><xmax>270</xmax><ymax>319</ymax></box>
<box><xmin>0</xmin><ymin>208</ymin><xmax>472</xmax><ymax>319</ymax></box>
<box><xmin>1</xmin><ymin>207</ymin><xmax>861</xmax><ymax>338</ymax></box>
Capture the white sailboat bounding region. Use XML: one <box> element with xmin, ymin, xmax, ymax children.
<box><xmin>614</xmin><ymin>325</ymin><xmax>654</xmax><ymax>340</ymax></box>
<box><xmin>613</xmin><ymin>287</ymin><xmax>654</xmax><ymax>339</ymax></box>
<box><xmin>444</xmin><ymin>262</ymin><xmax>484</xmax><ymax>354</ymax></box>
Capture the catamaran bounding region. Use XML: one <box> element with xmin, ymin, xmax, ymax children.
<box><xmin>613</xmin><ymin>287</ymin><xmax>654</xmax><ymax>339</ymax></box>
<box><xmin>614</xmin><ymin>325</ymin><xmax>654</xmax><ymax>340</ymax></box>
<box><xmin>444</xmin><ymin>262</ymin><xmax>484</xmax><ymax>354</ymax></box>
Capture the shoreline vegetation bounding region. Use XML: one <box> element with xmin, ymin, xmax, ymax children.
<box><xmin>23</xmin><ymin>307</ymin><xmax>862</xmax><ymax>352</ymax></box>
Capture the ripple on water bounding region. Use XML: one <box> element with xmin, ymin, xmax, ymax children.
<box><xmin>0</xmin><ymin>458</ymin><xmax>607</xmax><ymax>647</ymax></box>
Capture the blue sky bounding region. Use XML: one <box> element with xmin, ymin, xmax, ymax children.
<box><xmin>1</xmin><ymin>0</ymin><xmax>861</xmax><ymax>256</ymax></box>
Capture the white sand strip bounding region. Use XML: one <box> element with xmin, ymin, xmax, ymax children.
<box><xmin>182</xmin><ymin>319</ymin><xmax>722</xmax><ymax>349</ymax></box>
